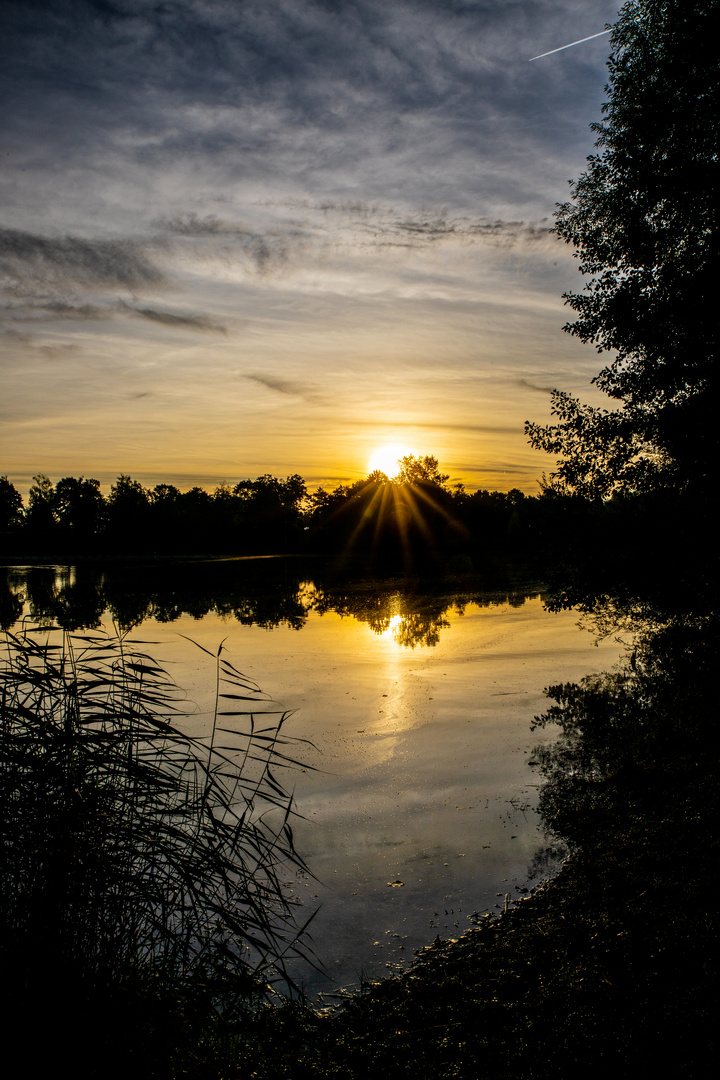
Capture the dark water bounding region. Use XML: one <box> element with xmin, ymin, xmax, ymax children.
<box><xmin>2</xmin><ymin>559</ymin><xmax>623</xmax><ymax>996</ymax></box>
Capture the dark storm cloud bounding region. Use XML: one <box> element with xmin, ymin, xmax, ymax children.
<box><xmin>0</xmin><ymin>228</ymin><xmax>164</xmax><ymax>295</ymax></box>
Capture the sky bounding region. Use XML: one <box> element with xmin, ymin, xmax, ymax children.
<box><xmin>0</xmin><ymin>0</ymin><xmax>622</xmax><ymax>498</ymax></box>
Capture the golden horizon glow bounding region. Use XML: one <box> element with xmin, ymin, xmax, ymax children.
<box><xmin>367</xmin><ymin>444</ymin><xmax>414</xmax><ymax>479</ymax></box>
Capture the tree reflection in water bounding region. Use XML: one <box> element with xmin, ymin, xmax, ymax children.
<box><xmin>311</xmin><ymin>601</ymin><xmax>719</xmax><ymax>1076</ymax></box>
<box><xmin>519</xmin><ymin>604</ymin><xmax>719</xmax><ymax>1069</ymax></box>
<box><xmin>1</xmin><ymin>560</ymin><xmax>538</xmax><ymax>649</ymax></box>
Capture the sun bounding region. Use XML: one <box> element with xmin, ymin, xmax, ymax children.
<box><xmin>367</xmin><ymin>444</ymin><xmax>412</xmax><ymax>479</ymax></box>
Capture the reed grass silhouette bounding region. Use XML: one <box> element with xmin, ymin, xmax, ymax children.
<box><xmin>0</xmin><ymin>625</ymin><xmax>315</xmax><ymax>1067</ymax></box>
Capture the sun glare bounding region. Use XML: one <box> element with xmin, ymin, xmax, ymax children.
<box><xmin>367</xmin><ymin>444</ymin><xmax>412</xmax><ymax>479</ymax></box>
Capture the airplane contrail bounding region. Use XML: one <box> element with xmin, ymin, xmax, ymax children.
<box><xmin>529</xmin><ymin>28</ymin><xmax>611</xmax><ymax>61</ymax></box>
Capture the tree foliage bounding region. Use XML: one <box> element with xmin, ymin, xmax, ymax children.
<box><xmin>54</xmin><ymin>476</ymin><xmax>105</xmax><ymax>535</ymax></box>
<box><xmin>527</xmin><ymin>0</ymin><xmax>719</xmax><ymax>497</ymax></box>
<box><xmin>0</xmin><ymin>476</ymin><xmax>23</xmax><ymax>532</ymax></box>
<box><xmin>394</xmin><ymin>454</ymin><xmax>450</xmax><ymax>489</ymax></box>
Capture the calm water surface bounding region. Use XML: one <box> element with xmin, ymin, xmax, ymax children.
<box><xmin>3</xmin><ymin>561</ymin><xmax>623</xmax><ymax>996</ymax></box>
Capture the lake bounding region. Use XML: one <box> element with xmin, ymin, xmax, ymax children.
<box><xmin>1</xmin><ymin>558</ymin><xmax>623</xmax><ymax>998</ymax></box>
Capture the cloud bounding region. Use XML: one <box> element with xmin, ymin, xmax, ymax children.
<box><xmin>1</xmin><ymin>0</ymin><xmax>620</xmax><ymax>240</ymax></box>
<box><xmin>160</xmin><ymin>212</ymin><xmax>307</xmax><ymax>275</ymax></box>
<box><xmin>364</xmin><ymin>213</ymin><xmax>554</xmax><ymax>250</ymax></box>
<box><xmin>0</xmin><ymin>228</ymin><xmax>164</xmax><ymax>296</ymax></box>
<box><xmin>161</xmin><ymin>214</ymin><xmax>260</xmax><ymax>237</ymax></box>
<box><xmin>244</xmin><ymin>372</ymin><xmax>320</xmax><ymax>399</ymax></box>
<box><xmin>122</xmin><ymin>302</ymin><xmax>227</xmax><ymax>334</ymax></box>
<box><xmin>160</xmin><ymin>205</ymin><xmax>554</xmax><ymax>275</ymax></box>
<box><xmin>2</xmin><ymin>300</ymin><xmax>116</xmax><ymax>322</ymax></box>
<box><xmin>514</xmin><ymin>377</ymin><xmax>557</xmax><ymax>395</ymax></box>
<box><xmin>461</xmin><ymin>461</ymin><xmax>537</xmax><ymax>481</ymax></box>
<box><xmin>309</xmin><ymin>202</ymin><xmax>556</xmax><ymax>249</ymax></box>
<box><xmin>350</xmin><ymin>416</ymin><xmax>520</xmax><ymax>437</ymax></box>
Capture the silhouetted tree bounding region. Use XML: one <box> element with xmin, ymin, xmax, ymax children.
<box><xmin>108</xmin><ymin>475</ymin><xmax>149</xmax><ymax>512</ymax></box>
<box><xmin>54</xmin><ymin>477</ymin><xmax>105</xmax><ymax>538</ymax></box>
<box><xmin>151</xmin><ymin>483</ymin><xmax>181</xmax><ymax>504</ymax></box>
<box><xmin>25</xmin><ymin>473</ymin><xmax>57</xmax><ymax>544</ymax></box>
<box><xmin>106</xmin><ymin>475</ymin><xmax>151</xmax><ymax>551</ymax></box>
<box><xmin>394</xmin><ymin>454</ymin><xmax>450</xmax><ymax>489</ymax></box>
<box><xmin>231</xmin><ymin>474</ymin><xmax>307</xmax><ymax>553</ymax></box>
<box><xmin>526</xmin><ymin>0</ymin><xmax>719</xmax><ymax>498</ymax></box>
<box><xmin>0</xmin><ymin>477</ymin><xmax>23</xmax><ymax>533</ymax></box>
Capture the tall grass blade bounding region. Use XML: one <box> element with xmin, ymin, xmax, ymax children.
<box><xmin>0</xmin><ymin>625</ymin><xmax>317</xmax><ymax>1030</ymax></box>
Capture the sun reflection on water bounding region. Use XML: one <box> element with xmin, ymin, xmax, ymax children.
<box><xmin>380</xmin><ymin>612</ymin><xmax>404</xmax><ymax>643</ymax></box>
<box><xmin>355</xmin><ymin>611</ymin><xmax>426</xmax><ymax>763</ymax></box>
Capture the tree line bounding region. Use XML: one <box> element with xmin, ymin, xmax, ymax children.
<box><xmin>0</xmin><ymin>456</ymin><xmax>681</xmax><ymax>571</ymax></box>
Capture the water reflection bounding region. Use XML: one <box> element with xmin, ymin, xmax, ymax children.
<box><xmin>3</xmin><ymin>559</ymin><xmax>537</xmax><ymax>651</ymax></box>
<box><xmin>1</xmin><ymin>559</ymin><xmax>624</xmax><ymax>994</ymax></box>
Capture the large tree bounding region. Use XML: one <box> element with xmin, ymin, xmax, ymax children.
<box><xmin>54</xmin><ymin>476</ymin><xmax>105</xmax><ymax>536</ymax></box>
<box><xmin>526</xmin><ymin>0</ymin><xmax>719</xmax><ymax>499</ymax></box>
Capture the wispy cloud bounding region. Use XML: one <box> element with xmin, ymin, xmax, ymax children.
<box><xmin>244</xmin><ymin>372</ymin><xmax>322</xmax><ymax>401</ymax></box>
<box><xmin>350</xmin><ymin>416</ymin><xmax>521</xmax><ymax>437</ymax></box>
<box><xmin>161</xmin><ymin>213</ymin><xmax>307</xmax><ymax>275</ymax></box>
<box><xmin>122</xmin><ymin>302</ymin><xmax>227</xmax><ymax>334</ymax></box>
<box><xmin>0</xmin><ymin>228</ymin><xmax>164</xmax><ymax>295</ymax></box>
<box><xmin>514</xmin><ymin>377</ymin><xmax>557</xmax><ymax>395</ymax></box>
<box><xmin>2</xmin><ymin>300</ymin><xmax>116</xmax><ymax>322</ymax></box>
<box><xmin>159</xmin><ymin>205</ymin><xmax>555</xmax><ymax>276</ymax></box>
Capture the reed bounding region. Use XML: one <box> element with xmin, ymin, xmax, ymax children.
<box><xmin>0</xmin><ymin>624</ymin><xmax>315</xmax><ymax>1054</ymax></box>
